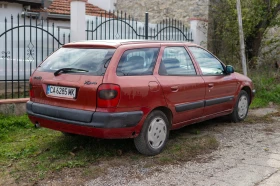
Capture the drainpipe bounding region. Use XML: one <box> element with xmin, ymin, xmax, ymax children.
<box><xmin>70</xmin><ymin>0</ymin><xmax>87</xmax><ymax>42</ymax></box>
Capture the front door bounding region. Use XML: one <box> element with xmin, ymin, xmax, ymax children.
<box><xmin>188</xmin><ymin>47</ymin><xmax>238</xmax><ymax>116</ymax></box>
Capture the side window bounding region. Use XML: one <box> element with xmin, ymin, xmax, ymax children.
<box><xmin>116</xmin><ymin>48</ymin><xmax>159</xmax><ymax>76</ymax></box>
<box><xmin>189</xmin><ymin>47</ymin><xmax>225</xmax><ymax>75</ymax></box>
<box><xmin>159</xmin><ymin>47</ymin><xmax>196</xmax><ymax>76</ymax></box>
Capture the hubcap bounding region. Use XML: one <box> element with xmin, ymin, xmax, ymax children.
<box><xmin>238</xmin><ymin>95</ymin><xmax>248</xmax><ymax>119</ymax></box>
<box><xmin>147</xmin><ymin>117</ymin><xmax>167</xmax><ymax>149</ymax></box>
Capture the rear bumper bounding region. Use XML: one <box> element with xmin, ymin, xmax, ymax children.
<box><xmin>26</xmin><ymin>101</ymin><xmax>143</xmax><ymax>138</ymax></box>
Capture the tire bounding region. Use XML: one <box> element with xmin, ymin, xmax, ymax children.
<box><xmin>134</xmin><ymin>110</ymin><xmax>170</xmax><ymax>156</ymax></box>
<box><xmin>230</xmin><ymin>90</ymin><xmax>250</xmax><ymax>122</ymax></box>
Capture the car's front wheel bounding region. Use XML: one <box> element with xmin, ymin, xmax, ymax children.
<box><xmin>134</xmin><ymin>110</ymin><xmax>170</xmax><ymax>156</ymax></box>
<box><xmin>230</xmin><ymin>90</ymin><xmax>250</xmax><ymax>122</ymax></box>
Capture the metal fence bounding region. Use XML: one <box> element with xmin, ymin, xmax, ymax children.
<box><xmin>0</xmin><ymin>12</ymin><xmax>192</xmax><ymax>100</ymax></box>
<box><xmin>0</xmin><ymin>14</ymin><xmax>70</xmax><ymax>99</ymax></box>
<box><xmin>86</xmin><ymin>12</ymin><xmax>193</xmax><ymax>41</ymax></box>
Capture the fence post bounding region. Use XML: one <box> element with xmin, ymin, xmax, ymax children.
<box><xmin>190</xmin><ymin>18</ymin><xmax>208</xmax><ymax>48</ymax></box>
<box><xmin>70</xmin><ymin>0</ymin><xmax>87</xmax><ymax>42</ymax></box>
<box><xmin>145</xmin><ymin>12</ymin><xmax>148</xmax><ymax>40</ymax></box>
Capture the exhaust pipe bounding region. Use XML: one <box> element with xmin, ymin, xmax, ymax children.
<box><xmin>35</xmin><ymin>122</ymin><xmax>40</xmax><ymax>128</ymax></box>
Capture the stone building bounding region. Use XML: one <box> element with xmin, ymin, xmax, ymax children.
<box><xmin>115</xmin><ymin>0</ymin><xmax>210</xmax><ymax>47</ymax></box>
<box><xmin>115</xmin><ymin>0</ymin><xmax>210</xmax><ymax>26</ymax></box>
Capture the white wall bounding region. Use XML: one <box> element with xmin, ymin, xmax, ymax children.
<box><xmin>0</xmin><ymin>2</ymin><xmax>23</xmax><ymax>18</ymax></box>
<box><xmin>190</xmin><ymin>19</ymin><xmax>208</xmax><ymax>48</ymax></box>
<box><xmin>88</xmin><ymin>0</ymin><xmax>116</xmax><ymax>11</ymax></box>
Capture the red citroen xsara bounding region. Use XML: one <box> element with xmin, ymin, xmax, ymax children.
<box><xmin>27</xmin><ymin>40</ymin><xmax>255</xmax><ymax>155</ymax></box>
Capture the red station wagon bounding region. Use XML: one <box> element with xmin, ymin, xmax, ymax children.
<box><xmin>27</xmin><ymin>40</ymin><xmax>255</xmax><ymax>155</ymax></box>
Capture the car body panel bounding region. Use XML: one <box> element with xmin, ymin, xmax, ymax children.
<box><xmin>201</xmin><ymin>74</ymin><xmax>238</xmax><ymax>116</ymax></box>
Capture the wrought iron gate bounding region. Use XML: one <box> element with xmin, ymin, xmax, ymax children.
<box><xmin>0</xmin><ymin>14</ymin><xmax>70</xmax><ymax>99</ymax></box>
<box><xmin>86</xmin><ymin>12</ymin><xmax>193</xmax><ymax>41</ymax></box>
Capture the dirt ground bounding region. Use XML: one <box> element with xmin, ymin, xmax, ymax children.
<box><xmin>2</xmin><ymin>107</ymin><xmax>280</xmax><ymax>186</ymax></box>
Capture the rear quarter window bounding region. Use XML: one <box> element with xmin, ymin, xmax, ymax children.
<box><xmin>116</xmin><ymin>48</ymin><xmax>160</xmax><ymax>76</ymax></box>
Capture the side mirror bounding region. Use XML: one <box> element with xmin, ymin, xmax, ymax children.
<box><xmin>225</xmin><ymin>65</ymin><xmax>234</xmax><ymax>74</ymax></box>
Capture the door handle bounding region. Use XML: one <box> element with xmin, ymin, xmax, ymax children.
<box><xmin>171</xmin><ymin>86</ymin><xmax>179</xmax><ymax>92</ymax></box>
<box><xmin>208</xmin><ymin>83</ymin><xmax>214</xmax><ymax>87</ymax></box>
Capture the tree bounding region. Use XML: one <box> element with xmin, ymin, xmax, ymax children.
<box><xmin>209</xmin><ymin>0</ymin><xmax>280</xmax><ymax>67</ymax></box>
<box><xmin>245</xmin><ymin>0</ymin><xmax>280</xmax><ymax>65</ymax></box>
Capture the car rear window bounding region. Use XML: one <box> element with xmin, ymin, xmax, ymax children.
<box><xmin>116</xmin><ymin>48</ymin><xmax>160</xmax><ymax>76</ymax></box>
<box><xmin>38</xmin><ymin>48</ymin><xmax>116</xmax><ymax>76</ymax></box>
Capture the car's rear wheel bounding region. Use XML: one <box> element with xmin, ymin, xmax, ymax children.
<box><xmin>230</xmin><ymin>90</ymin><xmax>249</xmax><ymax>122</ymax></box>
<box><xmin>134</xmin><ymin>110</ymin><xmax>170</xmax><ymax>156</ymax></box>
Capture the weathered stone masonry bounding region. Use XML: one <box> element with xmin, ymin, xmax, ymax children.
<box><xmin>115</xmin><ymin>0</ymin><xmax>210</xmax><ymax>26</ymax></box>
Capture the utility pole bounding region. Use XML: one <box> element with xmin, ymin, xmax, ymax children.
<box><xmin>236</xmin><ymin>0</ymin><xmax>247</xmax><ymax>76</ymax></box>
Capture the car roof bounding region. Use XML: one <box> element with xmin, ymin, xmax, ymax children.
<box><xmin>63</xmin><ymin>40</ymin><xmax>199</xmax><ymax>48</ymax></box>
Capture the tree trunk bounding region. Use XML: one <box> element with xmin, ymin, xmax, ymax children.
<box><xmin>245</xmin><ymin>30</ymin><xmax>264</xmax><ymax>68</ymax></box>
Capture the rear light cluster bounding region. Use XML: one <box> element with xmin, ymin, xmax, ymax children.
<box><xmin>97</xmin><ymin>84</ymin><xmax>120</xmax><ymax>108</ymax></box>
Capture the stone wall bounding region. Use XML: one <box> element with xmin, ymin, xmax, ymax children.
<box><xmin>0</xmin><ymin>98</ymin><xmax>29</xmax><ymax>116</ymax></box>
<box><xmin>115</xmin><ymin>0</ymin><xmax>210</xmax><ymax>26</ymax></box>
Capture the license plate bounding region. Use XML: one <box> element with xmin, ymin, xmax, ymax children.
<box><xmin>47</xmin><ymin>85</ymin><xmax>76</xmax><ymax>98</ymax></box>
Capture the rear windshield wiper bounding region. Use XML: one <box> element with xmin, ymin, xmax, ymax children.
<box><xmin>54</xmin><ymin>68</ymin><xmax>89</xmax><ymax>76</ymax></box>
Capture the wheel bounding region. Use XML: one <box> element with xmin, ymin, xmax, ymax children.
<box><xmin>134</xmin><ymin>110</ymin><xmax>170</xmax><ymax>156</ymax></box>
<box><xmin>230</xmin><ymin>90</ymin><xmax>249</xmax><ymax>122</ymax></box>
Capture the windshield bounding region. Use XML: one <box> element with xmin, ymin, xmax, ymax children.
<box><xmin>38</xmin><ymin>48</ymin><xmax>116</xmax><ymax>76</ymax></box>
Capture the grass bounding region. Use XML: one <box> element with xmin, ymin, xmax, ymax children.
<box><xmin>243</xmin><ymin>113</ymin><xmax>275</xmax><ymax>124</ymax></box>
<box><xmin>0</xmin><ymin>114</ymin><xmax>31</xmax><ymax>139</ymax></box>
<box><xmin>0</xmin><ymin>114</ymin><xmax>219</xmax><ymax>184</ymax></box>
<box><xmin>249</xmin><ymin>69</ymin><xmax>280</xmax><ymax>108</ymax></box>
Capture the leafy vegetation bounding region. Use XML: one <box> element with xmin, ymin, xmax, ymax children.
<box><xmin>209</xmin><ymin>0</ymin><xmax>280</xmax><ymax>67</ymax></box>
<box><xmin>249</xmin><ymin>69</ymin><xmax>280</xmax><ymax>108</ymax></box>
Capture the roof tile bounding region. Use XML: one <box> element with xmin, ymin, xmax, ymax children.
<box><xmin>30</xmin><ymin>0</ymin><xmax>114</xmax><ymax>17</ymax></box>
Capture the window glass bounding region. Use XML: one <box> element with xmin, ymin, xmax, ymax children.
<box><xmin>159</xmin><ymin>47</ymin><xmax>196</xmax><ymax>76</ymax></box>
<box><xmin>39</xmin><ymin>48</ymin><xmax>115</xmax><ymax>76</ymax></box>
<box><xmin>116</xmin><ymin>48</ymin><xmax>159</xmax><ymax>76</ymax></box>
<box><xmin>189</xmin><ymin>47</ymin><xmax>225</xmax><ymax>75</ymax></box>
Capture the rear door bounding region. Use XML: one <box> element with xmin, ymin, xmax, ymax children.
<box><xmin>31</xmin><ymin>47</ymin><xmax>116</xmax><ymax>111</ymax></box>
<box><xmin>155</xmin><ymin>46</ymin><xmax>205</xmax><ymax>127</ymax></box>
<box><xmin>188</xmin><ymin>47</ymin><xmax>238</xmax><ymax>116</ymax></box>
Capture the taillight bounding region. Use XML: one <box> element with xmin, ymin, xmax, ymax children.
<box><xmin>97</xmin><ymin>84</ymin><xmax>120</xmax><ymax>108</ymax></box>
<box><xmin>29</xmin><ymin>77</ymin><xmax>34</xmax><ymax>98</ymax></box>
